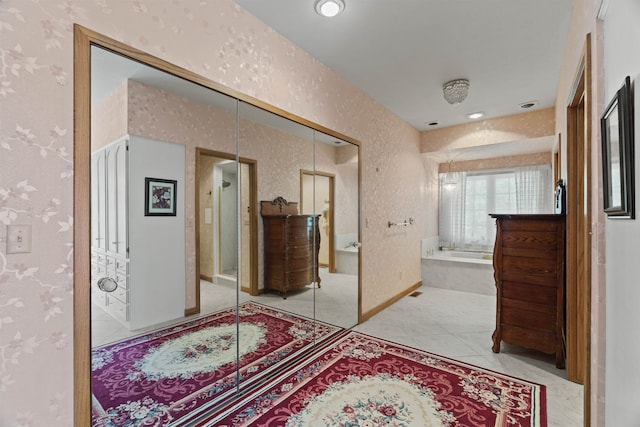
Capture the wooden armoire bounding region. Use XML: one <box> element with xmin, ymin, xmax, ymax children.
<box><xmin>261</xmin><ymin>197</ymin><xmax>321</xmax><ymax>298</ymax></box>
<box><xmin>490</xmin><ymin>214</ymin><xmax>566</xmax><ymax>368</ymax></box>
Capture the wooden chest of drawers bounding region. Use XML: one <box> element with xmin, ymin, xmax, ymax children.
<box><xmin>490</xmin><ymin>214</ymin><xmax>565</xmax><ymax>368</ymax></box>
<box><xmin>262</xmin><ymin>214</ymin><xmax>321</xmax><ymax>298</ymax></box>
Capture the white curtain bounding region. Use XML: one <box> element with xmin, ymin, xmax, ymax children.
<box><xmin>515</xmin><ymin>165</ymin><xmax>553</xmax><ymax>213</ymax></box>
<box><xmin>439</xmin><ymin>165</ymin><xmax>553</xmax><ymax>251</ymax></box>
<box><xmin>438</xmin><ymin>171</ymin><xmax>466</xmax><ymax>249</ymax></box>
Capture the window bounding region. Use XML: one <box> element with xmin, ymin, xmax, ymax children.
<box><xmin>439</xmin><ymin>165</ymin><xmax>552</xmax><ymax>251</ymax></box>
<box><xmin>463</xmin><ymin>172</ymin><xmax>517</xmax><ymax>248</ymax></box>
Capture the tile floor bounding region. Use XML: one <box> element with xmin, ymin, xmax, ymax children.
<box><xmin>91</xmin><ymin>267</ymin><xmax>358</xmax><ymax>346</ymax></box>
<box><xmin>354</xmin><ymin>286</ymin><xmax>583</xmax><ymax>427</ymax></box>
<box><xmin>91</xmin><ymin>282</ymin><xmax>583</xmax><ymax>426</ymax></box>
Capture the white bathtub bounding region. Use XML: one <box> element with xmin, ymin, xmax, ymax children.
<box><xmin>426</xmin><ymin>250</ymin><xmax>493</xmax><ymax>265</ymax></box>
<box><xmin>336</xmin><ymin>246</ymin><xmax>358</xmax><ymax>275</ymax></box>
<box><xmin>421</xmin><ymin>250</ymin><xmax>495</xmax><ymax>295</ymax></box>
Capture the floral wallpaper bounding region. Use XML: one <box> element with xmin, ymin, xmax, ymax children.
<box><xmin>91</xmin><ymin>80</ymin><xmax>128</xmax><ymax>151</ymax></box>
<box><xmin>421</xmin><ymin>107</ymin><xmax>555</xmax><ymax>153</ymax></box>
<box><xmin>0</xmin><ymin>1</ymin><xmax>424</xmax><ymax>424</ymax></box>
<box><xmin>124</xmin><ymin>79</ymin><xmax>361</xmax><ymax>303</ymax></box>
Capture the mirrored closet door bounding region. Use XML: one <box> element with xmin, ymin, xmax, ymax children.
<box><xmin>85</xmin><ymin>32</ymin><xmax>360</xmax><ymax>421</ymax></box>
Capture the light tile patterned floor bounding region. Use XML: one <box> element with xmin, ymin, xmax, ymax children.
<box><xmin>354</xmin><ymin>286</ymin><xmax>583</xmax><ymax>427</ymax></box>
<box><xmin>91</xmin><ymin>282</ymin><xmax>583</xmax><ymax>426</ymax></box>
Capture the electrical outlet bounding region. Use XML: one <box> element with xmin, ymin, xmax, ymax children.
<box><xmin>6</xmin><ymin>224</ymin><xmax>32</xmax><ymax>254</ymax></box>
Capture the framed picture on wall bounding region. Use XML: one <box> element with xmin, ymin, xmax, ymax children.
<box><xmin>145</xmin><ymin>177</ymin><xmax>177</xmax><ymax>216</ymax></box>
<box><xmin>601</xmin><ymin>76</ymin><xmax>635</xmax><ymax>219</ymax></box>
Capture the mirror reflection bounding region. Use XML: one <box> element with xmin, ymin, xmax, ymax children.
<box><xmin>89</xmin><ymin>44</ymin><xmax>359</xmax><ymax>423</ymax></box>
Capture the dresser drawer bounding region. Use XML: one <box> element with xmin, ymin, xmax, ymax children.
<box><xmin>502</xmin><ymin>255</ymin><xmax>557</xmax><ymax>279</ymax></box>
<box><xmin>96</xmin><ymin>262</ymin><xmax>107</xmax><ymax>275</ymax></box>
<box><xmin>115</xmin><ymin>272</ymin><xmax>128</xmax><ymax>290</ymax></box>
<box><xmin>110</xmin><ymin>284</ymin><xmax>128</xmax><ymax>304</ymax></box>
<box><xmin>286</xmin><ymin>269</ymin><xmax>315</xmax><ymax>287</ymax></box>
<box><xmin>106</xmin><ymin>256</ymin><xmax>117</xmax><ymax>276</ymax></box>
<box><xmin>502</xmin><ymin>281</ymin><xmax>558</xmax><ymax>306</ymax></box>
<box><xmin>115</xmin><ymin>258</ymin><xmax>129</xmax><ymax>274</ymax></box>
<box><xmin>501</xmin><ymin>299</ymin><xmax>556</xmax><ymax>332</ymax></box>
<box><xmin>106</xmin><ymin>295</ymin><xmax>128</xmax><ymax>321</ymax></box>
<box><xmin>95</xmin><ymin>252</ymin><xmax>106</xmax><ymax>264</ymax></box>
<box><xmin>501</xmin><ymin>324</ymin><xmax>556</xmax><ymax>354</ymax></box>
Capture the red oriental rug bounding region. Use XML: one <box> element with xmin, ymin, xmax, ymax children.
<box><xmin>91</xmin><ymin>301</ymin><xmax>343</xmax><ymax>426</ymax></box>
<box><xmin>200</xmin><ymin>331</ymin><xmax>546</xmax><ymax>426</ymax></box>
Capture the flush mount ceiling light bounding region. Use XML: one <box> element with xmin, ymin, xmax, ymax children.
<box><xmin>315</xmin><ymin>0</ymin><xmax>345</xmax><ymax>17</ymax></box>
<box><xmin>442</xmin><ymin>79</ymin><xmax>469</xmax><ymax>107</ymax></box>
<box><xmin>467</xmin><ymin>112</ymin><xmax>484</xmax><ymax>119</ymax></box>
<box><xmin>519</xmin><ymin>100</ymin><xmax>538</xmax><ymax>109</ymax></box>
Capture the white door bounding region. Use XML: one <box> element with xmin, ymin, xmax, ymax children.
<box><xmin>92</xmin><ymin>150</ymin><xmax>107</xmax><ymax>252</ymax></box>
<box><xmin>114</xmin><ymin>140</ymin><xmax>128</xmax><ymax>257</ymax></box>
<box><xmin>105</xmin><ymin>145</ymin><xmax>117</xmax><ymax>255</ymax></box>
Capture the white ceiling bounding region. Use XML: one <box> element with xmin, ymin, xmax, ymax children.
<box><xmin>233</xmin><ymin>0</ymin><xmax>573</xmax><ymax>131</ymax></box>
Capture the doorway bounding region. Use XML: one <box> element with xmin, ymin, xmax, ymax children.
<box><xmin>300</xmin><ymin>170</ymin><xmax>336</xmax><ymax>273</ymax></box>
<box><xmin>565</xmin><ymin>34</ymin><xmax>592</xmax><ymax>424</ymax></box>
<box><xmin>194</xmin><ymin>148</ymin><xmax>258</xmax><ymax>316</ymax></box>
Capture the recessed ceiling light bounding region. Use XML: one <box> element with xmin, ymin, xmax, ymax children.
<box><xmin>467</xmin><ymin>112</ymin><xmax>484</xmax><ymax>119</ymax></box>
<box><xmin>314</xmin><ymin>0</ymin><xmax>345</xmax><ymax>17</ymax></box>
<box><xmin>519</xmin><ymin>100</ymin><xmax>538</xmax><ymax>109</ymax></box>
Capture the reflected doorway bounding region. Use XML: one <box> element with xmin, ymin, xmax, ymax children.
<box><xmin>300</xmin><ymin>170</ymin><xmax>336</xmax><ymax>272</ymax></box>
<box><xmin>195</xmin><ymin>148</ymin><xmax>258</xmax><ymax>317</ymax></box>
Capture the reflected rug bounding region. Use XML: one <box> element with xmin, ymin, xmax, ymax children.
<box><xmin>91</xmin><ymin>301</ymin><xmax>343</xmax><ymax>426</ymax></box>
<box><xmin>201</xmin><ymin>331</ymin><xmax>546</xmax><ymax>426</ymax></box>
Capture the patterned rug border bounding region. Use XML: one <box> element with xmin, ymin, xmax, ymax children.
<box><xmin>198</xmin><ymin>330</ymin><xmax>548</xmax><ymax>427</ymax></box>
<box><xmin>92</xmin><ymin>300</ymin><xmax>338</xmax><ymax>351</ymax></box>
<box><xmin>351</xmin><ymin>330</ymin><xmax>550</xmax><ymax>390</ymax></box>
<box><xmin>91</xmin><ymin>301</ymin><xmax>346</xmax><ymax>427</ymax></box>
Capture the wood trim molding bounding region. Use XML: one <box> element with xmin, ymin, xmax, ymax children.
<box><xmin>361</xmin><ymin>281</ymin><xmax>422</xmax><ymax>322</ymax></box>
<box><xmin>200</xmin><ymin>274</ymin><xmax>214</xmax><ymax>283</ymax></box>
<box><xmin>195</xmin><ymin>148</ymin><xmax>259</xmax><ymax>297</ymax></box>
<box><xmin>565</xmin><ymin>33</ymin><xmax>592</xmax><ymax>426</ymax></box>
<box><xmin>73</xmin><ymin>24</ymin><xmax>92</xmax><ymax>427</ymax></box>
<box><xmin>299</xmin><ymin>169</ymin><xmax>337</xmax><ymax>273</ymax></box>
<box><xmin>184</xmin><ymin>307</ymin><xmax>199</xmax><ymax>317</ymax></box>
<box><xmin>193</xmin><ymin>148</ymin><xmax>203</xmax><ymax>316</ymax></box>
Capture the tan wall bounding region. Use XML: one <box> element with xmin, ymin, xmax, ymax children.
<box><xmin>91</xmin><ymin>80</ymin><xmax>128</xmax><ymax>151</ymax></box>
<box><xmin>126</xmin><ymin>79</ymin><xmax>362</xmax><ymax>300</ymax></box>
<box><xmin>420</xmin><ymin>110</ymin><xmax>555</xmax><ymax>241</ymax></box>
<box><xmin>421</xmin><ymin>108</ymin><xmax>555</xmax><ymax>153</ymax></box>
<box><xmin>1</xmin><ymin>1</ymin><xmax>422</xmax><ymax>423</ymax></box>
<box><xmin>439</xmin><ymin>152</ymin><xmax>552</xmax><ymax>173</ymax></box>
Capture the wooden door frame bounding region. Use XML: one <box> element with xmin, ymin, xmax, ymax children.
<box><xmin>193</xmin><ymin>148</ymin><xmax>259</xmax><ymax>315</ymax></box>
<box><xmin>565</xmin><ymin>34</ymin><xmax>592</xmax><ymax>425</ymax></box>
<box><xmin>300</xmin><ymin>169</ymin><xmax>336</xmax><ymax>273</ymax></box>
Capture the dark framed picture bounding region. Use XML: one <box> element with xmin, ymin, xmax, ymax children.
<box><xmin>601</xmin><ymin>76</ymin><xmax>635</xmax><ymax>219</ymax></box>
<box><xmin>145</xmin><ymin>178</ymin><xmax>177</xmax><ymax>216</ymax></box>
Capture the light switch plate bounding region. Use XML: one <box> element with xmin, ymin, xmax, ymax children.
<box><xmin>6</xmin><ymin>224</ymin><xmax>32</xmax><ymax>254</ymax></box>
